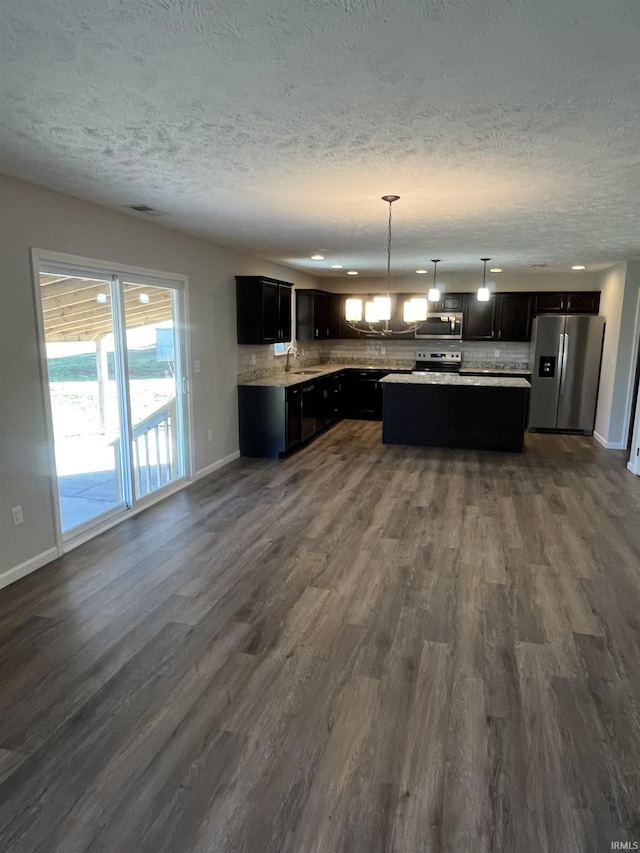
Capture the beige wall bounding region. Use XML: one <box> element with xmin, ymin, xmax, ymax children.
<box><xmin>0</xmin><ymin>173</ymin><xmax>319</xmax><ymax>583</ymax></box>
<box><xmin>310</xmin><ymin>270</ymin><xmax>603</xmax><ymax>294</ymax></box>
<box><xmin>594</xmin><ymin>262</ymin><xmax>640</xmax><ymax>448</ymax></box>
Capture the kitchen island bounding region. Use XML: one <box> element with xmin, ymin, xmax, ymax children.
<box><xmin>380</xmin><ymin>373</ymin><xmax>531</xmax><ymax>452</ymax></box>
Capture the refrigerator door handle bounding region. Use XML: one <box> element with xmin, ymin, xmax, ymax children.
<box><xmin>559</xmin><ymin>333</ymin><xmax>569</xmax><ymax>395</ymax></box>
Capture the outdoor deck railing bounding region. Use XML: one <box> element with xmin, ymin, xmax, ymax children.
<box><xmin>111</xmin><ymin>398</ymin><xmax>179</xmax><ymax>498</ymax></box>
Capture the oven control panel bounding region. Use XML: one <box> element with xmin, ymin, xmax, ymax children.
<box><xmin>415</xmin><ymin>350</ymin><xmax>461</xmax><ymax>363</ymax></box>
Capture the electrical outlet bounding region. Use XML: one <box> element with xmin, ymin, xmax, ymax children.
<box><xmin>251</xmin><ymin>354</ymin><xmax>256</xmax><ymax>365</ymax></box>
<box><xmin>12</xmin><ymin>505</ymin><xmax>23</xmax><ymax>526</ymax></box>
<box><xmin>207</xmin><ymin>429</ymin><xmax>213</xmax><ymax>442</ymax></box>
<box><xmin>494</xmin><ymin>348</ymin><xmax>500</xmax><ymax>357</ymax></box>
<box><xmin>193</xmin><ymin>360</ymin><xmax>201</xmax><ymax>374</ymax></box>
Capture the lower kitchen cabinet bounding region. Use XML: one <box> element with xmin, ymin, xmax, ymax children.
<box><xmin>239</xmin><ymin>368</ymin><xmax>413</xmax><ymax>457</ymax></box>
<box><xmin>342</xmin><ymin>370</ymin><xmax>385</xmax><ymax>419</ymax></box>
<box><xmin>238</xmin><ymin>373</ymin><xmax>345</xmax><ymax>458</ymax></box>
<box><xmin>285</xmin><ymin>386</ymin><xmax>302</xmax><ymax>450</ymax></box>
<box><xmin>342</xmin><ymin>369</ymin><xmax>411</xmax><ymax>420</ymax></box>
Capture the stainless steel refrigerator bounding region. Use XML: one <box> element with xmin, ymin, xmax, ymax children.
<box><xmin>528</xmin><ymin>314</ymin><xmax>605</xmax><ymax>432</ymax></box>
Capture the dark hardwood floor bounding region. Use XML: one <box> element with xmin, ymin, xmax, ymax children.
<box><xmin>1</xmin><ymin>422</ymin><xmax>640</xmax><ymax>852</ymax></box>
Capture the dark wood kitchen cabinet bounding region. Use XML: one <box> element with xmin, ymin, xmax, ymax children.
<box><xmin>236</xmin><ymin>276</ymin><xmax>293</xmax><ymax>344</ymax></box>
<box><xmin>238</xmin><ymin>371</ymin><xmax>345</xmax><ymax>457</ymax></box>
<box><xmin>534</xmin><ymin>291</ymin><xmax>600</xmax><ymax>315</ymax></box>
<box><xmin>296</xmin><ymin>289</ymin><xmax>339</xmax><ymax>340</ymax></box>
<box><xmin>317</xmin><ymin>373</ymin><xmax>344</xmax><ymax>427</ymax></box>
<box><xmin>427</xmin><ymin>293</ymin><xmax>465</xmax><ymax>313</ymax></box>
<box><xmin>342</xmin><ymin>369</ymin><xmax>410</xmax><ymax>420</ymax></box>
<box><xmin>342</xmin><ymin>369</ymin><xmax>385</xmax><ymax>419</ymax></box>
<box><xmin>463</xmin><ymin>295</ymin><xmax>496</xmax><ymax>340</ymax></box>
<box><xmin>494</xmin><ymin>293</ymin><xmax>533</xmax><ymax>341</ymax></box>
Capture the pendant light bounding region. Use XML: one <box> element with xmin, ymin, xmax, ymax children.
<box><xmin>477</xmin><ymin>257</ymin><xmax>491</xmax><ymax>302</ymax></box>
<box><xmin>428</xmin><ymin>259</ymin><xmax>441</xmax><ymax>302</ymax></box>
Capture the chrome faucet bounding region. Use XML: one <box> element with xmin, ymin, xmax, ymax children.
<box><xmin>284</xmin><ymin>345</ymin><xmax>299</xmax><ymax>372</ymax></box>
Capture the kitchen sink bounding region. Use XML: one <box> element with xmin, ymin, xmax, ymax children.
<box><xmin>292</xmin><ymin>370</ymin><xmax>323</xmax><ymax>375</ymax></box>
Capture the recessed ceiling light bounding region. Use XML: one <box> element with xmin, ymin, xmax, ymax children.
<box><xmin>310</xmin><ymin>254</ymin><xmax>325</xmax><ymax>260</ymax></box>
<box><xmin>416</xmin><ymin>269</ymin><xmax>428</xmax><ymax>275</ymax></box>
<box><xmin>571</xmin><ymin>265</ymin><xmax>586</xmax><ymax>270</ymax></box>
<box><xmin>346</xmin><ymin>270</ymin><xmax>359</xmax><ymax>276</ymax></box>
<box><xmin>490</xmin><ymin>268</ymin><xmax>502</xmax><ymax>273</ymax></box>
<box><xmin>331</xmin><ymin>264</ymin><xmax>343</xmax><ymax>269</ymax></box>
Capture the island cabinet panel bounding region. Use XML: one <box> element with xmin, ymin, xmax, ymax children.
<box><xmin>382</xmin><ymin>382</ymin><xmax>529</xmax><ymax>452</ymax></box>
<box><xmin>463</xmin><ymin>295</ymin><xmax>496</xmax><ymax>340</ymax></box>
<box><xmin>236</xmin><ymin>276</ymin><xmax>293</xmax><ymax>344</ymax></box>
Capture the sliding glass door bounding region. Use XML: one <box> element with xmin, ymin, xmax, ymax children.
<box><xmin>38</xmin><ymin>261</ymin><xmax>188</xmax><ymax>541</ymax></box>
<box><xmin>122</xmin><ymin>281</ymin><xmax>184</xmax><ymax>499</ymax></box>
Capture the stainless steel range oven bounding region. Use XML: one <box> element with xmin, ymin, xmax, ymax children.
<box><xmin>412</xmin><ymin>350</ymin><xmax>462</xmax><ymax>374</ymax></box>
<box><xmin>414</xmin><ymin>312</ymin><xmax>463</xmax><ymax>340</ymax></box>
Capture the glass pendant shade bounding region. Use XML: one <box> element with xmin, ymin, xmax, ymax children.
<box><xmin>365</xmin><ymin>301</ymin><xmax>380</xmax><ymax>323</ymax></box>
<box><xmin>373</xmin><ymin>296</ymin><xmax>391</xmax><ymax>321</ymax></box>
<box><xmin>477</xmin><ymin>258</ymin><xmax>491</xmax><ymax>302</ymax></box>
<box><xmin>403</xmin><ymin>297</ymin><xmax>428</xmax><ymax>323</ymax></box>
<box><xmin>427</xmin><ymin>287</ymin><xmax>441</xmax><ymax>302</ymax></box>
<box><xmin>345</xmin><ymin>298</ymin><xmax>363</xmax><ymax>322</ymax></box>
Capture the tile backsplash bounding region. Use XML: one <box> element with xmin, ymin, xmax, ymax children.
<box><xmin>238</xmin><ymin>338</ymin><xmax>530</xmax><ymax>381</ymax></box>
<box><xmin>237</xmin><ymin>342</ymin><xmax>322</xmax><ymax>382</ymax></box>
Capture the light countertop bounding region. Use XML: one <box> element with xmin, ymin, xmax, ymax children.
<box><xmin>239</xmin><ymin>363</ymin><xmax>530</xmax><ymax>388</ymax></box>
<box><xmin>459</xmin><ymin>367</ymin><xmax>531</xmax><ymax>376</ymax></box>
<box><xmin>238</xmin><ymin>363</ymin><xmax>403</xmax><ymax>388</ymax></box>
<box><xmin>380</xmin><ymin>373</ymin><xmax>531</xmax><ymax>389</ymax></box>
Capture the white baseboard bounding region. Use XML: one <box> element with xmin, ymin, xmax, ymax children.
<box><xmin>593</xmin><ymin>431</ymin><xmax>627</xmax><ymax>450</ymax></box>
<box><xmin>193</xmin><ymin>451</ymin><xmax>240</xmax><ymax>481</ymax></box>
<box><xmin>628</xmin><ymin>460</ymin><xmax>639</xmax><ymax>476</ymax></box>
<box><xmin>0</xmin><ymin>546</ymin><xmax>60</xmax><ymax>592</ymax></box>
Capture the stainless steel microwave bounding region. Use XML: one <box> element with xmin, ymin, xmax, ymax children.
<box><xmin>414</xmin><ymin>312</ymin><xmax>463</xmax><ymax>340</ymax></box>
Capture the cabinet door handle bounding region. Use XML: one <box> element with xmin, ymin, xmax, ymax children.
<box><xmin>315</xmin><ymin>328</ymin><xmax>319</xmax><ymax>337</ymax></box>
<box><xmin>498</xmin><ymin>330</ymin><xmax>502</xmax><ymax>339</ymax></box>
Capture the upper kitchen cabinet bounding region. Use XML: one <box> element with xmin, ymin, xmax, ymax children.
<box><xmin>463</xmin><ymin>294</ymin><xmax>496</xmax><ymax>340</ymax></box>
<box><xmin>236</xmin><ymin>276</ymin><xmax>293</xmax><ymax>344</ymax></box>
<box><xmin>295</xmin><ymin>289</ymin><xmax>338</xmax><ymax>340</ymax></box>
<box><xmin>494</xmin><ymin>293</ymin><xmax>533</xmax><ymax>341</ymax></box>
<box><xmin>534</xmin><ymin>291</ymin><xmax>600</xmax><ymax>315</ymax></box>
<box><xmin>427</xmin><ymin>293</ymin><xmax>464</xmax><ymax>313</ymax></box>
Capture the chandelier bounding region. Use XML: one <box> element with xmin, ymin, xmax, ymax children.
<box><xmin>344</xmin><ymin>195</ymin><xmax>429</xmax><ymax>336</ymax></box>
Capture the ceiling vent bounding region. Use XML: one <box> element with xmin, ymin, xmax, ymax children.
<box><xmin>125</xmin><ymin>205</ymin><xmax>169</xmax><ymax>217</ymax></box>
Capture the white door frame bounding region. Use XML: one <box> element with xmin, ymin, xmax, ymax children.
<box><xmin>30</xmin><ymin>248</ymin><xmax>193</xmax><ymax>554</ymax></box>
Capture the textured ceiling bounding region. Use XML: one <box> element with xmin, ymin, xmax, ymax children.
<box><xmin>2</xmin><ymin>0</ymin><xmax>640</xmax><ymax>276</ymax></box>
